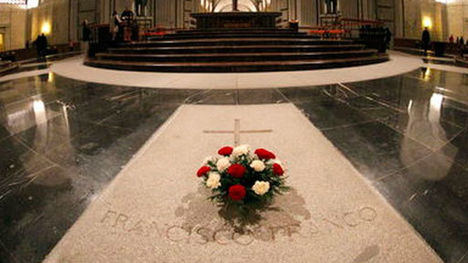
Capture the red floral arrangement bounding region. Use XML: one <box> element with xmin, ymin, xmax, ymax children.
<box><xmin>196</xmin><ymin>144</ymin><xmax>288</xmax><ymax>213</ymax></box>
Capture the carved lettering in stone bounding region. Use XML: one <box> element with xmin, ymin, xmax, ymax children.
<box><xmin>359</xmin><ymin>207</ymin><xmax>378</xmax><ymax>222</ymax></box>
<box><xmin>213</xmin><ymin>228</ymin><xmax>231</xmax><ymax>245</ymax></box>
<box><xmin>113</xmin><ymin>213</ymin><xmax>129</xmax><ymax>230</ymax></box>
<box><xmin>98</xmin><ymin>206</ymin><xmax>378</xmax><ymax>246</ymax></box>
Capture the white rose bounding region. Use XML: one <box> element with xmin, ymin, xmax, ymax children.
<box><xmin>216</xmin><ymin>157</ymin><xmax>231</xmax><ymax>172</ymax></box>
<box><xmin>250</xmin><ymin>160</ymin><xmax>266</xmax><ymax>172</ymax></box>
<box><xmin>252</xmin><ymin>181</ymin><xmax>270</xmax><ymax>196</ymax></box>
<box><xmin>232</xmin><ymin>144</ymin><xmax>250</xmax><ymax>157</ymax></box>
<box><xmin>202</xmin><ymin>156</ymin><xmax>216</xmax><ymax>166</ymax></box>
<box><xmin>248</xmin><ymin>152</ymin><xmax>258</xmax><ymax>160</ymax></box>
<box><xmin>206</xmin><ymin>172</ymin><xmax>221</xmax><ymax>189</ymax></box>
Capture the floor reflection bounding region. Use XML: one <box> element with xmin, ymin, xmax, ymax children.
<box><xmin>0</xmin><ymin>74</ymin><xmax>180</xmax><ymax>262</ymax></box>
<box><xmin>285</xmin><ymin>68</ymin><xmax>468</xmax><ymax>263</ymax></box>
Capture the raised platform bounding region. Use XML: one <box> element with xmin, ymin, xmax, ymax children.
<box><xmin>86</xmin><ymin>28</ymin><xmax>388</xmax><ymax>73</ymax></box>
<box><xmin>86</xmin><ymin>12</ymin><xmax>388</xmax><ymax>73</ymax></box>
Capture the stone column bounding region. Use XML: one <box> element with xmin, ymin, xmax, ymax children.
<box><xmin>297</xmin><ymin>0</ymin><xmax>319</xmax><ymax>26</ymax></box>
<box><xmin>154</xmin><ymin>0</ymin><xmax>177</xmax><ymax>28</ymax></box>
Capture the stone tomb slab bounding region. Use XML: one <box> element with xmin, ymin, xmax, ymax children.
<box><xmin>44</xmin><ymin>104</ymin><xmax>442</xmax><ymax>263</ymax></box>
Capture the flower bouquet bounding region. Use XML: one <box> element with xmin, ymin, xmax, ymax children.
<box><xmin>196</xmin><ymin>145</ymin><xmax>288</xmax><ymax>218</ymax></box>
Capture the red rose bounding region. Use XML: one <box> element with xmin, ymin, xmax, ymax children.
<box><xmin>228</xmin><ymin>184</ymin><xmax>246</xmax><ymax>201</ymax></box>
<box><xmin>218</xmin><ymin>146</ymin><xmax>233</xmax><ymax>156</ymax></box>
<box><xmin>254</xmin><ymin>148</ymin><xmax>276</xmax><ymax>160</ymax></box>
<box><xmin>273</xmin><ymin>163</ymin><xmax>284</xmax><ymax>176</ymax></box>
<box><xmin>228</xmin><ymin>164</ymin><xmax>246</xmax><ymax>178</ymax></box>
<box><xmin>197</xmin><ymin>166</ymin><xmax>211</xmax><ymax>177</ymax></box>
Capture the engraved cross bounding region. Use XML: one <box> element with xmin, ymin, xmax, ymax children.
<box><xmin>203</xmin><ymin>119</ymin><xmax>272</xmax><ymax>146</ymax></box>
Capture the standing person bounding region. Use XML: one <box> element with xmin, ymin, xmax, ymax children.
<box><xmin>449</xmin><ymin>35</ymin><xmax>454</xmax><ymax>43</ymax></box>
<box><xmin>42</xmin><ymin>34</ymin><xmax>48</xmax><ymax>55</ymax></box>
<box><xmin>35</xmin><ymin>33</ymin><xmax>47</xmax><ymax>58</ymax></box>
<box><xmin>384</xmin><ymin>28</ymin><xmax>392</xmax><ymax>49</ymax></box>
<box><xmin>421</xmin><ymin>27</ymin><xmax>431</xmax><ymax>56</ymax></box>
<box><xmin>112</xmin><ymin>11</ymin><xmax>122</xmax><ymax>41</ymax></box>
<box><xmin>457</xmin><ymin>36</ymin><xmax>464</xmax><ymax>57</ymax></box>
<box><xmin>461</xmin><ymin>37</ymin><xmax>466</xmax><ymax>57</ymax></box>
<box><xmin>121</xmin><ymin>7</ymin><xmax>134</xmax><ymax>42</ymax></box>
<box><xmin>34</xmin><ymin>35</ymin><xmax>42</xmax><ymax>58</ymax></box>
<box><xmin>81</xmin><ymin>20</ymin><xmax>91</xmax><ymax>55</ymax></box>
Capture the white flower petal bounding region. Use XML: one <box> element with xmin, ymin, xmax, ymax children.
<box><xmin>250</xmin><ymin>160</ymin><xmax>266</xmax><ymax>172</ymax></box>
<box><xmin>252</xmin><ymin>181</ymin><xmax>270</xmax><ymax>196</ymax></box>
<box><xmin>216</xmin><ymin>157</ymin><xmax>231</xmax><ymax>172</ymax></box>
<box><xmin>206</xmin><ymin>172</ymin><xmax>221</xmax><ymax>189</ymax></box>
<box><xmin>232</xmin><ymin>144</ymin><xmax>250</xmax><ymax>157</ymax></box>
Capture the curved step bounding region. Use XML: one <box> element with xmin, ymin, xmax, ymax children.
<box><xmin>149</xmin><ymin>32</ymin><xmax>308</xmax><ymax>40</ymax></box>
<box><xmin>108</xmin><ymin>44</ymin><xmax>366</xmax><ymax>54</ymax></box>
<box><xmin>120</xmin><ymin>38</ymin><xmax>354</xmax><ymax>48</ymax></box>
<box><xmin>86</xmin><ymin>54</ymin><xmax>389</xmax><ymax>73</ymax></box>
<box><xmin>175</xmin><ymin>28</ymin><xmax>299</xmax><ymax>33</ymax></box>
<box><xmin>97</xmin><ymin>50</ymin><xmax>377</xmax><ymax>63</ymax></box>
<box><xmin>0</xmin><ymin>62</ymin><xmax>19</xmax><ymax>76</ymax></box>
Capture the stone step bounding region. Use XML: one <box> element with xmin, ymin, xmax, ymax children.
<box><xmin>108</xmin><ymin>44</ymin><xmax>366</xmax><ymax>54</ymax></box>
<box><xmin>120</xmin><ymin>38</ymin><xmax>354</xmax><ymax>48</ymax></box>
<box><xmin>86</xmin><ymin>54</ymin><xmax>389</xmax><ymax>73</ymax></box>
<box><xmin>149</xmin><ymin>32</ymin><xmax>308</xmax><ymax>40</ymax></box>
<box><xmin>96</xmin><ymin>50</ymin><xmax>377</xmax><ymax>63</ymax></box>
<box><xmin>175</xmin><ymin>28</ymin><xmax>298</xmax><ymax>33</ymax></box>
<box><xmin>0</xmin><ymin>62</ymin><xmax>19</xmax><ymax>76</ymax></box>
<box><xmin>171</xmin><ymin>29</ymin><xmax>304</xmax><ymax>35</ymax></box>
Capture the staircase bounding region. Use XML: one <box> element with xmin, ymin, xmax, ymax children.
<box><xmin>0</xmin><ymin>61</ymin><xmax>18</xmax><ymax>76</ymax></box>
<box><xmin>86</xmin><ymin>29</ymin><xmax>389</xmax><ymax>73</ymax></box>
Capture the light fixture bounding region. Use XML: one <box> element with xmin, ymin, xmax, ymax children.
<box><xmin>1</xmin><ymin>0</ymin><xmax>39</xmax><ymax>9</ymax></box>
<box><xmin>0</xmin><ymin>0</ymin><xmax>27</xmax><ymax>4</ymax></box>
<box><xmin>41</xmin><ymin>22</ymin><xmax>51</xmax><ymax>35</ymax></box>
<box><xmin>423</xmin><ymin>16</ymin><xmax>432</xmax><ymax>29</ymax></box>
<box><xmin>27</xmin><ymin>0</ymin><xmax>39</xmax><ymax>8</ymax></box>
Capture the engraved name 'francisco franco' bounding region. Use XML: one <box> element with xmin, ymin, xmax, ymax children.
<box><xmin>99</xmin><ymin>207</ymin><xmax>377</xmax><ymax>246</ymax></box>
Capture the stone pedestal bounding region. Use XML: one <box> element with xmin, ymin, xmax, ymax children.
<box><xmin>135</xmin><ymin>16</ymin><xmax>153</xmax><ymax>30</ymax></box>
<box><xmin>191</xmin><ymin>12</ymin><xmax>282</xmax><ymax>30</ymax></box>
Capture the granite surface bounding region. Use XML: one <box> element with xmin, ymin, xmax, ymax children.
<box><xmin>44</xmin><ymin>104</ymin><xmax>441</xmax><ymax>263</ymax></box>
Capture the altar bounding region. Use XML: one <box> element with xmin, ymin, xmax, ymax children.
<box><xmin>191</xmin><ymin>12</ymin><xmax>281</xmax><ymax>30</ymax></box>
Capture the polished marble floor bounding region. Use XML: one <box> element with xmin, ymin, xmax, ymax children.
<box><xmin>0</xmin><ymin>67</ymin><xmax>467</xmax><ymax>262</ymax></box>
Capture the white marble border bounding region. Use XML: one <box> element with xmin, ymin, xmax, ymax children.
<box><xmin>48</xmin><ymin>52</ymin><xmax>422</xmax><ymax>89</ymax></box>
<box><xmin>1</xmin><ymin>51</ymin><xmax>465</xmax><ymax>87</ymax></box>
